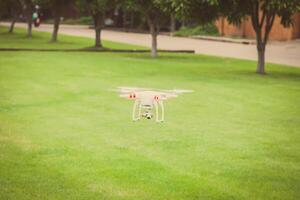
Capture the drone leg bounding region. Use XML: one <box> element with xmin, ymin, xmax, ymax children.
<box><xmin>132</xmin><ymin>100</ymin><xmax>140</xmax><ymax>121</ymax></box>
<box><xmin>138</xmin><ymin>101</ymin><xmax>142</xmax><ymax>119</ymax></box>
<box><xmin>154</xmin><ymin>101</ymin><xmax>159</xmax><ymax>123</ymax></box>
<box><xmin>159</xmin><ymin>101</ymin><xmax>164</xmax><ymax>122</ymax></box>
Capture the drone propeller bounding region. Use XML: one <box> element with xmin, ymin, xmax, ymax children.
<box><xmin>172</xmin><ymin>89</ymin><xmax>194</xmax><ymax>93</ymax></box>
<box><xmin>116</xmin><ymin>87</ymin><xmax>152</xmax><ymax>93</ymax></box>
<box><xmin>111</xmin><ymin>87</ymin><xmax>193</xmax><ymax>99</ymax></box>
<box><xmin>160</xmin><ymin>89</ymin><xmax>194</xmax><ymax>94</ymax></box>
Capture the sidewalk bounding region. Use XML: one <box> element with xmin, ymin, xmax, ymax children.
<box><xmin>1</xmin><ymin>22</ymin><xmax>300</xmax><ymax>67</ymax></box>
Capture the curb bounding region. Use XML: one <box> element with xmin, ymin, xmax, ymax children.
<box><xmin>0</xmin><ymin>48</ymin><xmax>195</xmax><ymax>54</ymax></box>
<box><xmin>189</xmin><ymin>36</ymin><xmax>256</xmax><ymax>45</ymax></box>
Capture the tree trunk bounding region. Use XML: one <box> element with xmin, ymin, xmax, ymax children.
<box><xmin>149</xmin><ymin>23</ymin><xmax>158</xmax><ymax>58</ymax></box>
<box><xmin>221</xmin><ymin>17</ymin><xmax>225</xmax><ymax>36</ymax></box>
<box><xmin>123</xmin><ymin>10</ymin><xmax>127</xmax><ymax>29</ymax></box>
<box><xmin>256</xmin><ymin>42</ymin><xmax>266</xmax><ymax>74</ymax></box>
<box><xmin>95</xmin><ymin>28</ymin><xmax>102</xmax><ymax>48</ymax></box>
<box><xmin>250</xmin><ymin>3</ymin><xmax>275</xmax><ymax>74</ymax></box>
<box><xmin>130</xmin><ymin>12</ymin><xmax>134</xmax><ymax>29</ymax></box>
<box><xmin>27</xmin><ymin>21</ymin><xmax>32</xmax><ymax>37</ymax></box>
<box><xmin>51</xmin><ymin>15</ymin><xmax>60</xmax><ymax>42</ymax></box>
<box><xmin>26</xmin><ymin>12</ymin><xmax>32</xmax><ymax>37</ymax></box>
<box><xmin>93</xmin><ymin>14</ymin><xmax>103</xmax><ymax>48</ymax></box>
<box><xmin>170</xmin><ymin>15</ymin><xmax>176</xmax><ymax>35</ymax></box>
<box><xmin>23</xmin><ymin>1</ymin><xmax>33</xmax><ymax>37</ymax></box>
<box><xmin>9</xmin><ymin>18</ymin><xmax>16</xmax><ymax>33</ymax></box>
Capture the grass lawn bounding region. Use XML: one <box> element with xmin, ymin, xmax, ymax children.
<box><xmin>0</xmin><ymin>26</ymin><xmax>145</xmax><ymax>50</ymax></box>
<box><xmin>0</xmin><ymin>27</ymin><xmax>300</xmax><ymax>200</ymax></box>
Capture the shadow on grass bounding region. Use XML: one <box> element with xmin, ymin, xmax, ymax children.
<box><xmin>233</xmin><ymin>68</ymin><xmax>300</xmax><ymax>82</ymax></box>
<box><xmin>122</xmin><ymin>53</ymin><xmax>200</xmax><ymax>61</ymax></box>
<box><xmin>0</xmin><ymin>32</ymin><xmax>45</xmax><ymax>40</ymax></box>
<box><xmin>47</xmin><ymin>40</ymin><xmax>77</xmax><ymax>45</ymax></box>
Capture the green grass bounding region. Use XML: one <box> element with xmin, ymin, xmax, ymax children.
<box><xmin>0</xmin><ymin>27</ymin><xmax>300</xmax><ymax>200</ymax></box>
<box><xmin>0</xmin><ymin>26</ymin><xmax>146</xmax><ymax>50</ymax></box>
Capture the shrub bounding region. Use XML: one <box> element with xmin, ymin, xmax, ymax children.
<box><xmin>52</xmin><ymin>16</ymin><xmax>93</xmax><ymax>25</ymax></box>
<box><xmin>174</xmin><ymin>23</ymin><xmax>219</xmax><ymax>37</ymax></box>
<box><xmin>78</xmin><ymin>16</ymin><xmax>93</xmax><ymax>25</ymax></box>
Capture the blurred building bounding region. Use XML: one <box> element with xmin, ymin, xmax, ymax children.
<box><xmin>215</xmin><ymin>13</ymin><xmax>300</xmax><ymax>41</ymax></box>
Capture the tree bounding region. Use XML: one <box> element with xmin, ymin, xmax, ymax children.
<box><xmin>165</xmin><ymin>0</ymin><xmax>220</xmax><ymax>25</ymax></box>
<box><xmin>0</xmin><ymin>0</ymin><xmax>20</xmax><ymax>34</ymax></box>
<box><xmin>50</xmin><ymin>0</ymin><xmax>74</xmax><ymax>42</ymax></box>
<box><xmin>124</xmin><ymin>0</ymin><xmax>169</xmax><ymax>57</ymax></box>
<box><xmin>20</xmin><ymin>0</ymin><xmax>35</xmax><ymax>37</ymax></box>
<box><xmin>4</xmin><ymin>0</ymin><xmax>37</xmax><ymax>36</ymax></box>
<box><xmin>219</xmin><ymin>0</ymin><xmax>300</xmax><ymax>74</ymax></box>
<box><xmin>7</xmin><ymin>0</ymin><xmax>23</xmax><ymax>33</ymax></box>
<box><xmin>40</xmin><ymin>0</ymin><xmax>73</xmax><ymax>42</ymax></box>
<box><xmin>0</xmin><ymin>0</ymin><xmax>9</xmax><ymax>17</ymax></box>
<box><xmin>77</xmin><ymin>0</ymin><xmax>115</xmax><ymax>48</ymax></box>
<box><xmin>170</xmin><ymin>14</ymin><xmax>176</xmax><ymax>34</ymax></box>
<box><xmin>161</xmin><ymin>0</ymin><xmax>220</xmax><ymax>46</ymax></box>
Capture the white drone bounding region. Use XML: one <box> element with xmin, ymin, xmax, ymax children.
<box><xmin>114</xmin><ymin>87</ymin><xmax>193</xmax><ymax>122</ymax></box>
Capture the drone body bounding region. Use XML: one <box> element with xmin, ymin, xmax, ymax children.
<box><xmin>115</xmin><ymin>87</ymin><xmax>192</xmax><ymax>122</ymax></box>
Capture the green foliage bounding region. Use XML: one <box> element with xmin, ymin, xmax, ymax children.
<box><xmin>165</xmin><ymin>0</ymin><xmax>220</xmax><ymax>24</ymax></box>
<box><xmin>37</xmin><ymin>0</ymin><xmax>74</xmax><ymax>17</ymax></box>
<box><xmin>76</xmin><ymin>0</ymin><xmax>117</xmax><ymax>29</ymax></box>
<box><xmin>76</xmin><ymin>0</ymin><xmax>117</xmax><ymax>16</ymax></box>
<box><xmin>219</xmin><ymin>0</ymin><xmax>300</xmax><ymax>27</ymax></box>
<box><xmin>174</xmin><ymin>23</ymin><xmax>219</xmax><ymax>37</ymax></box>
<box><xmin>61</xmin><ymin>16</ymin><xmax>94</xmax><ymax>25</ymax></box>
<box><xmin>123</xmin><ymin>0</ymin><xmax>171</xmax><ymax>57</ymax></box>
<box><xmin>124</xmin><ymin>0</ymin><xmax>169</xmax><ymax>25</ymax></box>
<box><xmin>0</xmin><ymin>0</ymin><xmax>26</xmax><ymax>19</ymax></box>
<box><xmin>77</xmin><ymin>16</ymin><xmax>93</xmax><ymax>24</ymax></box>
<box><xmin>218</xmin><ymin>0</ymin><xmax>300</xmax><ymax>73</ymax></box>
<box><xmin>0</xmin><ymin>0</ymin><xmax>9</xmax><ymax>18</ymax></box>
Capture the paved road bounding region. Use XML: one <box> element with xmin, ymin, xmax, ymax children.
<box><xmin>2</xmin><ymin>23</ymin><xmax>300</xmax><ymax>67</ymax></box>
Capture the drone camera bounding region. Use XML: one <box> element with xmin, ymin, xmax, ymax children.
<box><xmin>142</xmin><ymin>111</ymin><xmax>153</xmax><ymax>119</ymax></box>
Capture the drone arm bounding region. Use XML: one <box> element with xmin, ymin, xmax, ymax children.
<box><xmin>120</xmin><ymin>94</ymin><xmax>129</xmax><ymax>98</ymax></box>
<box><xmin>161</xmin><ymin>93</ymin><xmax>178</xmax><ymax>100</ymax></box>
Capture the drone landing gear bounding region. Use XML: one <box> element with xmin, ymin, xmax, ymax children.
<box><xmin>154</xmin><ymin>101</ymin><xmax>164</xmax><ymax>123</ymax></box>
<box><xmin>132</xmin><ymin>100</ymin><xmax>164</xmax><ymax>123</ymax></box>
<box><xmin>132</xmin><ymin>100</ymin><xmax>141</xmax><ymax>121</ymax></box>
